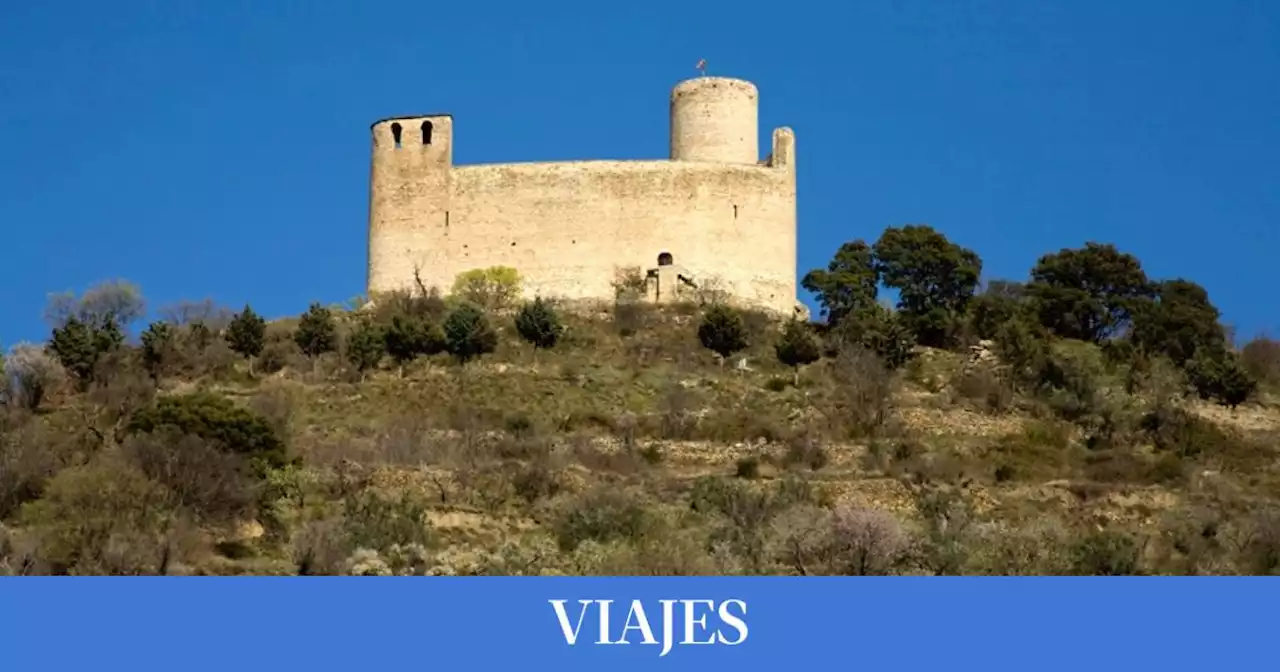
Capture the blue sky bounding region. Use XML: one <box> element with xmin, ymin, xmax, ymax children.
<box><xmin>2</xmin><ymin>1</ymin><xmax>1277</xmax><ymax>345</ymax></box>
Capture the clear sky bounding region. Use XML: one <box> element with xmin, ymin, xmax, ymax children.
<box><xmin>2</xmin><ymin>1</ymin><xmax>1277</xmax><ymax>346</ymax></box>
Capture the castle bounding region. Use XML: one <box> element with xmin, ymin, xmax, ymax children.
<box><xmin>366</xmin><ymin>75</ymin><xmax>799</xmax><ymax>315</ymax></box>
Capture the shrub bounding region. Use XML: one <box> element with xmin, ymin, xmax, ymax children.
<box><xmin>514</xmin><ymin>297</ymin><xmax>563</xmax><ymax>349</ymax></box>
<box><xmin>4</xmin><ymin>343</ymin><xmax>63</xmax><ymax>411</ymax></box>
<box><xmin>442</xmin><ymin>302</ymin><xmax>499</xmax><ymax>363</ymax></box>
<box><xmin>122</xmin><ymin>430</ymin><xmax>259</xmax><ymax>525</ymax></box>
<box><xmin>783</xmin><ymin>434</ymin><xmax>829</xmax><ymax>471</ymax></box>
<box><xmin>769</xmin><ymin>503</ymin><xmax>910</xmax><ymax>576</ymax></box>
<box><xmin>383</xmin><ymin>315</ymin><xmax>446</xmax><ymax>372</ymax></box>
<box><xmin>293</xmin><ymin>303</ymin><xmax>338</xmax><ymax>360</ymax></box>
<box><xmin>698</xmin><ymin>304</ymin><xmax>749</xmax><ymax>362</ymax></box>
<box><xmin>1185</xmin><ymin>349</ymin><xmax>1257</xmax><ymax>408</ymax></box>
<box><xmin>828</xmin><ymin>346</ymin><xmax>894</xmax><ymax>437</ymax></box>
<box><xmin>346</xmin><ymin>320</ymin><xmax>386</xmax><ymax>377</ymax></box>
<box><xmin>827</xmin><ymin>505</ymin><xmax>911</xmax><ymax>575</ymax></box>
<box><xmin>1240</xmin><ymin>336</ymin><xmax>1280</xmax><ymax>387</ymax></box>
<box><xmin>612</xmin><ymin>300</ymin><xmax>650</xmax><ymax>337</ymax></box>
<box><xmin>451</xmin><ymin>266</ymin><xmax>522</xmax><ymax>311</ymax></box>
<box><xmin>1069</xmin><ymin>529</ymin><xmax>1143</xmax><ymax>576</ymax></box>
<box><xmin>735</xmin><ymin>457</ymin><xmax>761</xmax><ymax>479</ymax></box>
<box><xmin>553</xmin><ymin>488</ymin><xmax>651</xmax><ymax>551</ymax></box>
<box><xmin>18</xmin><ymin>454</ymin><xmax>176</xmax><ymax>575</ymax></box>
<box><xmin>125</xmin><ymin>392</ymin><xmax>289</xmax><ymax>473</ymax></box>
<box><xmin>612</xmin><ymin>266</ymin><xmax>648</xmax><ymax>300</ymax></box>
<box><xmin>342</xmin><ymin>488</ymin><xmax>435</xmax><ymax>553</ymax></box>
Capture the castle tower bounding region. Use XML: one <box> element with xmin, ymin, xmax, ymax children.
<box><xmin>669</xmin><ymin>77</ymin><xmax>759</xmax><ymax>164</ymax></box>
<box><xmin>367</xmin><ymin>114</ymin><xmax>454</xmax><ymax>296</ymax></box>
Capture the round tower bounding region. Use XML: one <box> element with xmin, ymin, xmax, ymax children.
<box><xmin>669</xmin><ymin>77</ymin><xmax>759</xmax><ymax>164</ymax></box>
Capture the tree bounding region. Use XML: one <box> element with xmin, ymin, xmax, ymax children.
<box><xmin>514</xmin><ymin>297</ymin><xmax>563</xmax><ymax>350</ymax></box>
<box><xmin>346</xmin><ymin>321</ymin><xmax>385</xmax><ymax>379</ymax></box>
<box><xmin>698</xmin><ymin>304</ymin><xmax>749</xmax><ymax>364</ymax></box>
<box><xmin>293</xmin><ymin>303</ymin><xmax>337</xmax><ymax>363</ymax></box>
<box><xmin>872</xmin><ymin>224</ymin><xmax>982</xmax><ymax>348</ymax></box>
<box><xmin>1128</xmin><ymin>279</ymin><xmax>1227</xmax><ymax>368</ymax></box>
<box><xmin>383</xmin><ymin>315</ymin><xmax>446</xmax><ymax>376</ymax></box>
<box><xmin>43</xmin><ymin>279</ymin><xmax>146</xmax><ymax>332</ymax></box>
<box><xmin>801</xmin><ymin>240</ymin><xmax>879</xmax><ymax>327</ymax></box>
<box><xmin>442</xmin><ymin>302</ymin><xmax>498</xmax><ymax>363</ymax></box>
<box><xmin>451</xmin><ymin>266</ymin><xmax>523</xmax><ymax>311</ymax></box>
<box><xmin>225</xmin><ymin>305</ymin><xmax>267</xmax><ymax>373</ymax></box>
<box><xmin>1026</xmin><ymin>243</ymin><xmax>1154</xmax><ymax>343</ymax></box>
<box><xmin>139</xmin><ymin>322</ymin><xmax>175</xmax><ymax>380</ymax></box>
<box><xmin>775</xmin><ymin>319</ymin><xmax>821</xmax><ymax>384</ymax></box>
<box><xmin>833</xmin><ymin>305</ymin><xmax>916</xmax><ymax>370</ymax></box>
<box><xmin>1185</xmin><ymin>349</ymin><xmax>1257</xmax><ymax>409</ymax></box>
<box><xmin>4</xmin><ymin>343</ymin><xmax>64</xmax><ymax>411</ymax></box>
<box><xmin>966</xmin><ymin>280</ymin><xmax>1027</xmax><ymax>341</ymax></box>
<box><xmin>46</xmin><ymin>317</ymin><xmax>122</xmax><ymax>390</ymax></box>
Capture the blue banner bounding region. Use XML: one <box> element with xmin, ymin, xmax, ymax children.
<box><xmin>0</xmin><ymin>577</ymin><xmax>1271</xmax><ymax>670</ymax></box>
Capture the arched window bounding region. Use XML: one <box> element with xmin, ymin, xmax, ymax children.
<box><xmin>421</xmin><ymin>120</ymin><xmax>433</xmax><ymax>145</ymax></box>
<box><xmin>657</xmin><ymin>252</ymin><xmax>673</xmax><ymax>266</ymax></box>
<box><xmin>390</xmin><ymin>122</ymin><xmax>403</xmax><ymax>149</ymax></box>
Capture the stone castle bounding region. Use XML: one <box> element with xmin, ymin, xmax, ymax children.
<box><xmin>366</xmin><ymin>75</ymin><xmax>798</xmax><ymax>315</ymax></box>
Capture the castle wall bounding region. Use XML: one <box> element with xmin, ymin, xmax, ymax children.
<box><xmin>367</xmin><ymin>78</ymin><xmax>797</xmax><ymax>315</ymax></box>
<box><xmin>369</xmin><ymin>151</ymin><xmax>796</xmax><ymax>314</ymax></box>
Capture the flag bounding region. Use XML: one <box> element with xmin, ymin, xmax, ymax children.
<box><xmin>696</xmin><ymin>58</ymin><xmax>707</xmax><ymax>73</ymax></box>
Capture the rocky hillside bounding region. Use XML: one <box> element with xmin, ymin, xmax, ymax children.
<box><xmin>3</xmin><ymin>292</ymin><xmax>1278</xmax><ymax>576</ymax></box>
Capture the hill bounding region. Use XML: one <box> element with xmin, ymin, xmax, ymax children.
<box><xmin>3</xmin><ymin>230</ymin><xmax>1280</xmax><ymax>576</ymax></box>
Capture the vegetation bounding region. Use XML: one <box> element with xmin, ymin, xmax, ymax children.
<box><xmin>1</xmin><ymin>231</ymin><xmax>1277</xmax><ymax>576</ymax></box>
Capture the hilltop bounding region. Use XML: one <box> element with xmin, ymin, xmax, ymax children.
<box><xmin>3</xmin><ymin>226</ymin><xmax>1279</xmax><ymax>576</ymax></box>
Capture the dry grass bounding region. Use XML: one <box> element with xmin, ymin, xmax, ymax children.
<box><xmin>7</xmin><ymin>302</ymin><xmax>1280</xmax><ymax>576</ymax></box>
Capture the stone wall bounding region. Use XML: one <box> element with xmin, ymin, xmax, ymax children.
<box><xmin>366</xmin><ymin>78</ymin><xmax>798</xmax><ymax>315</ymax></box>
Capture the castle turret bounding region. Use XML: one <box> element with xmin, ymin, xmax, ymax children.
<box><xmin>669</xmin><ymin>77</ymin><xmax>759</xmax><ymax>165</ymax></box>
<box><xmin>367</xmin><ymin>114</ymin><xmax>453</xmax><ymax>296</ymax></box>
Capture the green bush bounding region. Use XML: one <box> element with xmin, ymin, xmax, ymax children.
<box><xmin>514</xmin><ymin>297</ymin><xmax>564</xmax><ymax>349</ymax></box>
<box><xmin>125</xmin><ymin>392</ymin><xmax>289</xmax><ymax>473</ymax></box>
<box><xmin>442</xmin><ymin>302</ymin><xmax>499</xmax><ymax>363</ymax></box>
<box><xmin>451</xmin><ymin>266</ymin><xmax>522</xmax><ymax>311</ymax></box>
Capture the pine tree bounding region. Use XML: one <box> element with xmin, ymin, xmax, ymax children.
<box><xmin>226</xmin><ymin>305</ymin><xmax>267</xmax><ymax>373</ymax></box>
<box><xmin>383</xmin><ymin>315</ymin><xmax>445</xmax><ymax>376</ymax></box>
<box><xmin>698</xmin><ymin>304</ymin><xmax>749</xmax><ymax>364</ymax></box>
<box><xmin>140</xmin><ymin>321</ymin><xmax>174</xmax><ymax>380</ymax></box>
<box><xmin>443</xmin><ymin>302</ymin><xmax>498</xmax><ymax>363</ymax></box>
<box><xmin>293</xmin><ymin>303</ymin><xmax>337</xmax><ymax>369</ymax></box>
<box><xmin>346</xmin><ymin>321</ymin><xmax>386</xmax><ymax>380</ymax></box>
<box><xmin>46</xmin><ymin>316</ymin><xmax>120</xmax><ymax>390</ymax></box>
<box><xmin>514</xmin><ymin>297</ymin><xmax>563</xmax><ymax>350</ymax></box>
<box><xmin>775</xmin><ymin>318</ymin><xmax>821</xmax><ymax>385</ymax></box>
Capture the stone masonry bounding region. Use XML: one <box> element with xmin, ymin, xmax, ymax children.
<box><xmin>366</xmin><ymin>76</ymin><xmax>799</xmax><ymax>315</ymax></box>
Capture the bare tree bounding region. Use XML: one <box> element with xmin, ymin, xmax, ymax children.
<box><xmin>4</xmin><ymin>343</ymin><xmax>65</xmax><ymax>411</ymax></box>
<box><xmin>44</xmin><ymin>279</ymin><xmax>146</xmax><ymax>331</ymax></box>
<box><xmin>827</xmin><ymin>505</ymin><xmax>910</xmax><ymax>576</ymax></box>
